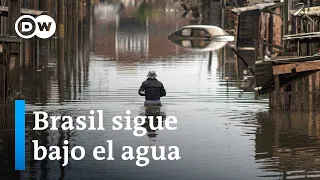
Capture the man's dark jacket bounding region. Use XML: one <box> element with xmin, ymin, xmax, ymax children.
<box><xmin>138</xmin><ymin>78</ymin><xmax>166</xmax><ymax>100</ymax></box>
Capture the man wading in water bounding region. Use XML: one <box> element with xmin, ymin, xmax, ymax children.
<box><xmin>138</xmin><ymin>71</ymin><xmax>166</xmax><ymax>106</ymax></box>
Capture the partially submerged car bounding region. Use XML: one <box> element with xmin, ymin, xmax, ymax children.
<box><xmin>169</xmin><ymin>39</ymin><xmax>228</xmax><ymax>52</ymax></box>
<box><xmin>168</xmin><ymin>25</ymin><xmax>234</xmax><ymax>51</ymax></box>
<box><xmin>168</xmin><ymin>25</ymin><xmax>234</xmax><ymax>41</ymax></box>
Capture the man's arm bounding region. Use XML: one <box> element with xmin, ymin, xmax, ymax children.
<box><xmin>138</xmin><ymin>82</ymin><xmax>146</xmax><ymax>96</ymax></box>
<box><xmin>160</xmin><ymin>85</ymin><xmax>166</xmax><ymax>97</ymax></box>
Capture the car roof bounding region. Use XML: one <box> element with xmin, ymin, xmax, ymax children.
<box><xmin>182</xmin><ymin>25</ymin><xmax>219</xmax><ymax>29</ymax></box>
<box><xmin>178</xmin><ymin>25</ymin><xmax>227</xmax><ymax>36</ymax></box>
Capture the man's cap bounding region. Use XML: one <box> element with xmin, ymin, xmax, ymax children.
<box><xmin>147</xmin><ymin>70</ymin><xmax>157</xmax><ymax>78</ymax></box>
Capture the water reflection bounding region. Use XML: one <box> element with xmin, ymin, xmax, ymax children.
<box><xmin>169</xmin><ymin>39</ymin><xmax>228</xmax><ymax>52</ymax></box>
<box><xmin>93</xmin><ymin>0</ymin><xmax>191</xmax><ymax>61</ymax></box>
<box><xmin>3</xmin><ymin>0</ymin><xmax>320</xmax><ymax>180</ymax></box>
<box><xmin>0</xmin><ymin>106</ymin><xmax>20</xmax><ymax>179</ymax></box>
<box><xmin>139</xmin><ymin>106</ymin><xmax>166</xmax><ymax>140</ymax></box>
<box><xmin>256</xmin><ymin>111</ymin><xmax>320</xmax><ymax>179</ymax></box>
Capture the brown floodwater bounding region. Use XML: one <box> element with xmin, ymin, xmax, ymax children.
<box><xmin>1</xmin><ymin>1</ymin><xmax>320</xmax><ymax>180</ymax></box>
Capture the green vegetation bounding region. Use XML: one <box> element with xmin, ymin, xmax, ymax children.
<box><xmin>135</xmin><ymin>2</ymin><xmax>153</xmax><ymax>21</ymax></box>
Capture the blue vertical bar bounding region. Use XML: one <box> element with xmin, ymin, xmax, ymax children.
<box><xmin>15</xmin><ymin>100</ymin><xmax>25</xmax><ymax>170</ymax></box>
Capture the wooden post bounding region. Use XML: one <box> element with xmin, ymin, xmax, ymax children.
<box><xmin>220</xmin><ymin>0</ymin><xmax>225</xmax><ymax>29</ymax></box>
<box><xmin>84</xmin><ymin>0</ymin><xmax>91</xmax><ymax>92</ymax></box>
<box><xmin>78</xmin><ymin>0</ymin><xmax>83</xmax><ymax>92</ymax></box>
<box><xmin>201</xmin><ymin>0</ymin><xmax>211</xmax><ymax>24</ymax></box>
<box><xmin>290</xmin><ymin>82</ymin><xmax>296</xmax><ymax>111</ymax></box>
<box><xmin>283</xmin><ymin>0</ymin><xmax>289</xmax><ymax>50</ymax></box>
<box><xmin>8</xmin><ymin>0</ymin><xmax>21</xmax><ymax>95</ymax></box>
<box><xmin>311</xmin><ymin>73</ymin><xmax>316</xmax><ymax>111</ymax></box>
<box><xmin>86</xmin><ymin>0</ymin><xmax>90</xmax><ymax>61</ymax></box>
<box><xmin>84</xmin><ymin>0</ymin><xmax>88</xmax><ymax>65</ymax></box>
<box><xmin>31</xmin><ymin>0</ymin><xmax>37</xmax><ymax>71</ymax></box>
<box><xmin>317</xmin><ymin>72</ymin><xmax>320</xmax><ymax>110</ymax></box>
<box><xmin>89</xmin><ymin>0</ymin><xmax>94</xmax><ymax>52</ymax></box>
<box><xmin>47</xmin><ymin>0</ymin><xmax>52</xmax><ymax>61</ymax></box>
<box><xmin>0</xmin><ymin>2</ymin><xmax>2</xmax><ymax>34</ymax></box>
<box><xmin>235</xmin><ymin>15</ymin><xmax>240</xmax><ymax>78</ymax></box>
<box><xmin>303</xmin><ymin>77</ymin><xmax>310</xmax><ymax>111</ymax></box>
<box><xmin>1</xmin><ymin>1</ymin><xmax>8</xmax><ymax>34</ymax></box>
<box><xmin>79</xmin><ymin>0</ymin><xmax>83</xmax><ymax>76</ymax></box>
<box><xmin>57</xmin><ymin>0</ymin><xmax>65</xmax><ymax>101</ymax></box>
<box><xmin>66</xmin><ymin>0</ymin><xmax>73</xmax><ymax>80</ymax></box>
<box><xmin>72</xmin><ymin>0</ymin><xmax>79</xmax><ymax>94</ymax></box>
<box><xmin>39</xmin><ymin>0</ymin><xmax>49</xmax><ymax>70</ymax></box>
<box><xmin>269</xmin><ymin>92</ymin><xmax>273</xmax><ymax>108</ymax></box>
<box><xmin>65</xmin><ymin>0</ymin><xmax>73</xmax><ymax>93</ymax></box>
<box><xmin>72</xmin><ymin>0</ymin><xmax>78</xmax><ymax>63</ymax></box>
<box><xmin>275</xmin><ymin>75</ymin><xmax>281</xmax><ymax>110</ymax></box>
<box><xmin>297</xmin><ymin>78</ymin><xmax>303</xmax><ymax>111</ymax></box>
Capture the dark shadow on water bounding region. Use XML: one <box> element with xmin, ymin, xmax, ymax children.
<box><xmin>0</xmin><ymin>105</ymin><xmax>21</xmax><ymax>179</ymax></box>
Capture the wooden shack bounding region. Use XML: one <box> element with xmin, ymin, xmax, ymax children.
<box><xmin>254</xmin><ymin>6</ymin><xmax>320</xmax><ymax>111</ymax></box>
<box><xmin>0</xmin><ymin>35</ymin><xmax>20</xmax><ymax>103</ymax></box>
<box><xmin>230</xmin><ymin>2</ymin><xmax>283</xmax><ymax>77</ymax></box>
<box><xmin>288</xmin><ymin>6</ymin><xmax>320</xmax><ymax>56</ymax></box>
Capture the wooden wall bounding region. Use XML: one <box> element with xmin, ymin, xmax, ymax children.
<box><xmin>270</xmin><ymin>71</ymin><xmax>320</xmax><ymax>111</ymax></box>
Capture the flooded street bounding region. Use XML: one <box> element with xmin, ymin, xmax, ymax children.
<box><xmin>1</xmin><ymin>1</ymin><xmax>320</xmax><ymax>179</ymax></box>
<box><xmin>22</xmin><ymin>53</ymin><xmax>270</xmax><ymax>180</ymax></box>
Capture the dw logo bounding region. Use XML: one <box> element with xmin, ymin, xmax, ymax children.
<box><xmin>15</xmin><ymin>15</ymin><xmax>56</xmax><ymax>39</ymax></box>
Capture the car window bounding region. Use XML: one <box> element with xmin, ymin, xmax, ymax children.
<box><xmin>193</xmin><ymin>29</ymin><xmax>210</xmax><ymax>38</ymax></box>
<box><xmin>181</xmin><ymin>29</ymin><xmax>192</xmax><ymax>36</ymax></box>
<box><xmin>181</xmin><ymin>40</ymin><xmax>192</xmax><ymax>47</ymax></box>
<box><xmin>191</xmin><ymin>40</ymin><xmax>210</xmax><ymax>48</ymax></box>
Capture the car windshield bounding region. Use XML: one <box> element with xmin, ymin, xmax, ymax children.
<box><xmin>192</xmin><ymin>29</ymin><xmax>210</xmax><ymax>38</ymax></box>
<box><xmin>181</xmin><ymin>29</ymin><xmax>192</xmax><ymax>36</ymax></box>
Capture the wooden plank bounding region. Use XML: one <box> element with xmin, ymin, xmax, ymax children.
<box><xmin>253</xmin><ymin>40</ymin><xmax>284</xmax><ymax>50</ymax></box>
<box><xmin>289</xmin><ymin>6</ymin><xmax>320</xmax><ymax>16</ymax></box>
<box><xmin>284</xmin><ymin>32</ymin><xmax>320</xmax><ymax>37</ymax></box>
<box><xmin>236</xmin><ymin>47</ymin><xmax>256</xmax><ymax>50</ymax></box>
<box><xmin>0</xmin><ymin>35</ymin><xmax>20</xmax><ymax>43</ymax></box>
<box><xmin>273</xmin><ymin>60</ymin><xmax>320</xmax><ymax>75</ymax></box>
<box><xmin>274</xmin><ymin>75</ymin><xmax>281</xmax><ymax>110</ymax></box>
<box><xmin>230</xmin><ymin>2</ymin><xmax>277</xmax><ymax>14</ymax></box>
<box><xmin>255</xmin><ymin>60</ymin><xmax>274</xmax><ymax>88</ymax></box>
<box><xmin>283</xmin><ymin>32</ymin><xmax>320</xmax><ymax>43</ymax></box>
<box><xmin>0</xmin><ymin>6</ymin><xmax>48</xmax><ymax>17</ymax></box>
<box><xmin>230</xmin><ymin>47</ymin><xmax>255</xmax><ymax>74</ymax></box>
<box><xmin>283</xmin><ymin>34</ymin><xmax>320</xmax><ymax>40</ymax></box>
<box><xmin>273</xmin><ymin>55</ymin><xmax>320</xmax><ymax>64</ymax></box>
<box><xmin>8</xmin><ymin>0</ymin><xmax>21</xmax><ymax>94</ymax></box>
